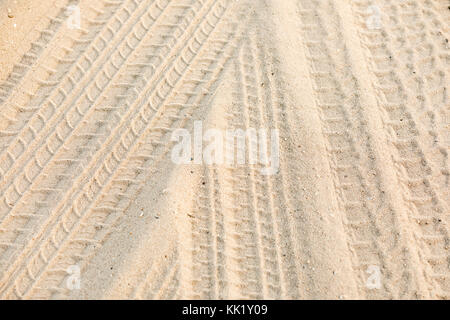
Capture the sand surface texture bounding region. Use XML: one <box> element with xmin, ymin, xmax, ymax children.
<box><xmin>0</xmin><ymin>0</ymin><xmax>449</xmax><ymax>299</ymax></box>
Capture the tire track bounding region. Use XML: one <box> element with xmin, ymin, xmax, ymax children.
<box><xmin>0</xmin><ymin>0</ymin><xmax>204</xmax><ymax>291</ymax></box>
<box><xmin>0</xmin><ymin>0</ymin><xmax>159</xmax><ymax>210</ymax></box>
<box><xmin>254</xmin><ymin>26</ymin><xmax>302</xmax><ymax>299</ymax></box>
<box><xmin>0</xmin><ymin>0</ymin><xmax>122</xmax><ymax>149</ymax></box>
<box><xmin>414</xmin><ymin>0</ymin><xmax>449</xmax><ymax>206</ymax></box>
<box><xmin>167</xmin><ymin>11</ymin><xmax>248</xmax><ymax>300</ymax></box>
<box><xmin>27</xmin><ymin>6</ymin><xmax>241</xmax><ymax>299</ymax></box>
<box><xmin>420</xmin><ymin>0</ymin><xmax>450</xmax><ymax>53</ymax></box>
<box><xmin>1</xmin><ymin>0</ymin><xmax>237</xmax><ymax>299</ymax></box>
<box><xmin>133</xmin><ymin>246</ymin><xmax>179</xmax><ymax>299</ymax></box>
<box><xmin>219</xmin><ymin>47</ymin><xmax>264</xmax><ymax>299</ymax></box>
<box><xmin>1</xmin><ymin>0</ymin><xmax>446</xmax><ymax>300</ymax></box>
<box><xmin>352</xmin><ymin>0</ymin><xmax>450</xmax><ymax>298</ymax></box>
<box><xmin>207</xmin><ymin>167</ymin><xmax>227</xmax><ymax>299</ymax></box>
<box><xmin>155</xmin><ymin>265</ymin><xmax>181</xmax><ymax>299</ymax></box>
<box><xmin>371</xmin><ymin>0</ymin><xmax>449</xmax><ymax>207</ymax></box>
<box><xmin>239</xmin><ymin>38</ymin><xmax>284</xmax><ymax>299</ymax></box>
<box><xmin>0</xmin><ymin>0</ymin><xmax>173</xmax><ymax>273</ymax></box>
<box><xmin>262</xmin><ymin>0</ymin><xmax>361</xmax><ymax>299</ymax></box>
<box><xmin>211</xmin><ymin>34</ymin><xmax>285</xmax><ymax>299</ymax></box>
<box><xmin>189</xmin><ymin>168</ymin><xmax>221</xmax><ymax>299</ymax></box>
<box><xmin>0</xmin><ymin>0</ymin><xmax>73</xmax><ymax>110</ymax></box>
<box><xmin>296</xmin><ymin>0</ymin><xmax>409</xmax><ymax>298</ymax></box>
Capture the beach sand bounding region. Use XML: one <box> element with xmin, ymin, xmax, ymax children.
<box><xmin>0</xmin><ymin>0</ymin><xmax>448</xmax><ymax>299</ymax></box>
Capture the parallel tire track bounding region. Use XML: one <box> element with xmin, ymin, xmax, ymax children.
<box><xmin>27</xmin><ymin>4</ymin><xmax>242</xmax><ymax>299</ymax></box>
<box><xmin>0</xmin><ymin>0</ymin><xmax>159</xmax><ymax>216</ymax></box>
<box><xmin>352</xmin><ymin>0</ymin><xmax>450</xmax><ymax>298</ymax></box>
<box><xmin>0</xmin><ymin>0</ymin><xmax>447</xmax><ymax>300</ymax></box>
<box><xmin>237</xmin><ymin>38</ymin><xmax>284</xmax><ymax>299</ymax></box>
<box><xmin>0</xmin><ymin>0</ymin><xmax>72</xmax><ymax>110</ymax></box>
<box><xmin>1</xmin><ymin>0</ymin><xmax>238</xmax><ymax>299</ymax></box>
<box><xmin>0</xmin><ymin>0</ymin><xmax>173</xmax><ymax>275</ymax></box>
<box><xmin>296</xmin><ymin>0</ymin><xmax>410</xmax><ymax>298</ymax></box>
<box><xmin>0</xmin><ymin>0</ymin><xmax>122</xmax><ymax>152</ymax></box>
<box><xmin>133</xmin><ymin>246</ymin><xmax>179</xmax><ymax>299</ymax></box>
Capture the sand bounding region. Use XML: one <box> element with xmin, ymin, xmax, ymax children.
<box><xmin>0</xmin><ymin>0</ymin><xmax>448</xmax><ymax>299</ymax></box>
